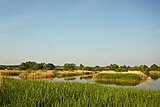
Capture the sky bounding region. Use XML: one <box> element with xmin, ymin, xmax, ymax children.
<box><xmin>0</xmin><ymin>0</ymin><xmax>160</xmax><ymax>66</ymax></box>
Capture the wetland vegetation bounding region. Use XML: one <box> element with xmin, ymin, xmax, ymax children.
<box><xmin>0</xmin><ymin>61</ymin><xmax>160</xmax><ymax>86</ymax></box>
<box><xmin>1</xmin><ymin>61</ymin><xmax>160</xmax><ymax>106</ymax></box>
<box><xmin>1</xmin><ymin>78</ymin><xmax>160</xmax><ymax>107</ymax></box>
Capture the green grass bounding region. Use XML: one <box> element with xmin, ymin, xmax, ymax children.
<box><xmin>95</xmin><ymin>73</ymin><xmax>142</xmax><ymax>80</ymax></box>
<box><xmin>0</xmin><ymin>78</ymin><xmax>160</xmax><ymax>107</ymax></box>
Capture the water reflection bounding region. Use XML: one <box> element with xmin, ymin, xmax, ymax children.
<box><xmin>137</xmin><ymin>78</ymin><xmax>160</xmax><ymax>90</ymax></box>
<box><xmin>80</xmin><ymin>75</ymin><xmax>93</xmax><ymax>79</ymax></box>
<box><xmin>26</xmin><ymin>78</ymin><xmax>53</xmax><ymax>81</ymax></box>
<box><xmin>150</xmin><ymin>75</ymin><xmax>160</xmax><ymax>80</ymax></box>
<box><xmin>64</xmin><ymin>77</ymin><xmax>76</xmax><ymax>80</ymax></box>
<box><xmin>9</xmin><ymin>75</ymin><xmax>160</xmax><ymax>90</ymax></box>
<box><xmin>95</xmin><ymin>80</ymin><xmax>140</xmax><ymax>86</ymax></box>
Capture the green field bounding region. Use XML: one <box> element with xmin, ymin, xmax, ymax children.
<box><xmin>0</xmin><ymin>78</ymin><xmax>160</xmax><ymax>107</ymax></box>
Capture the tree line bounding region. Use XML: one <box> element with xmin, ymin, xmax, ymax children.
<box><xmin>18</xmin><ymin>61</ymin><xmax>55</xmax><ymax>70</ymax></box>
<box><xmin>62</xmin><ymin>63</ymin><xmax>160</xmax><ymax>72</ymax></box>
<box><xmin>0</xmin><ymin>61</ymin><xmax>160</xmax><ymax>71</ymax></box>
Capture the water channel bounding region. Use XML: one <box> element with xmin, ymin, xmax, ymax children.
<box><xmin>11</xmin><ymin>75</ymin><xmax>160</xmax><ymax>90</ymax></box>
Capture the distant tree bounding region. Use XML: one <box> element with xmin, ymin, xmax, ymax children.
<box><xmin>139</xmin><ymin>65</ymin><xmax>149</xmax><ymax>71</ymax></box>
<box><xmin>150</xmin><ymin>64</ymin><xmax>159</xmax><ymax>71</ymax></box>
<box><xmin>19</xmin><ymin>61</ymin><xmax>55</xmax><ymax>70</ymax></box>
<box><xmin>64</xmin><ymin>63</ymin><xmax>76</xmax><ymax>71</ymax></box>
<box><xmin>116</xmin><ymin>65</ymin><xmax>128</xmax><ymax>72</ymax></box>
<box><xmin>19</xmin><ymin>61</ymin><xmax>37</xmax><ymax>70</ymax></box>
<box><xmin>129</xmin><ymin>66</ymin><xmax>139</xmax><ymax>71</ymax></box>
<box><xmin>82</xmin><ymin>66</ymin><xmax>92</xmax><ymax>71</ymax></box>
<box><xmin>0</xmin><ymin>65</ymin><xmax>5</xmax><ymax>70</ymax></box>
<box><xmin>45</xmin><ymin>63</ymin><xmax>55</xmax><ymax>70</ymax></box>
<box><xmin>93</xmin><ymin>66</ymin><xmax>104</xmax><ymax>71</ymax></box>
<box><xmin>120</xmin><ymin>65</ymin><xmax>127</xmax><ymax>69</ymax></box>
<box><xmin>19</xmin><ymin>66</ymin><xmax>27</xmax><ymax>70</ymax></box>
<box><xmin>80</xmin><ymin>64</ymin><xmax>84</xmax><ymax>70</ymax></box>
<box><xmin>40</xmin><ymin>63</ymin><xmax>47</xmax><ymax>69</ymax></box>
<box><xmin>105</xmin><ymin>66</ymin><xmax>111</xmax><ymax>70</ymax></box>
<box><xmin>19</xmin><ymin>62</ymin><xmax>27</xmax><ymax>70</ymax></box>
<box><xmin>32</xmin><ymin>64</ymin><xmax>43</xmax><ymax>70</ymax></box>
<box><xmin>115</xmin><ymin>68</ymin><xmax>128</xmax><ymax>72</ymax></box>
<box><xmin>25</xmin><ymin>61</ymin><xmax>37</xmax><ymax>69</ymax></box>
<box><xmin>127</xmin><ymin>66</ymin><xmax>131</xmax><ymax>70</ymax></box>
<box><xmin>109</xmin><ymin>64</ymin><xmax>119</xmax><ymax>70</ymax></box>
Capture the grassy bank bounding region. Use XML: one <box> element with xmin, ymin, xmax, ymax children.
<box><xmin>0</xmin><ymin>78</ymin><xmax>160</xmax><ymax>107</ymax></box>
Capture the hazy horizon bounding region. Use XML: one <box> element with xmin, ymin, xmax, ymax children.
<box><xmin>0</xmin><ymin>61</ymin><xmax>159</xmax><ymax>67</ymax></box>
<box><xmin>0</xmin><ymin>0</ymin><xmax>160</xmax><ymax>66</ymax></box>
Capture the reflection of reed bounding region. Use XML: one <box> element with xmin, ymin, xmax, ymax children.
<box><xmin>150</xmin><ymin>75</ymin><xmax>160</xmax><ymax>80</ymax></box>
<box><xmin>27</xmin><ymin>78</ymin><xmax>53</xmax><ymax>81</ymax></box>
<box><xmin>95</xmin><ymin>79</ymin><xmax>140</xmax><ymax>86</ymax></box>
<box><xmin>64</xmin><ymin>77</ymin><xmax>76</xmax><ymax>80</ymax></box>
<box><xmin>80</xmin><ymin>75</ymin><xmax>93</xmax><ymax>79</ymax></box>
<box><xmin>57</xmin><ymin>70</ymin><xmax>93</xmax><ymax>78</ymax></box>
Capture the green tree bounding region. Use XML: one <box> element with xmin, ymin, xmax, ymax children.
<box><xmin>115</xmin><ymin>65</ymin><xmax>128</xmax><ymax>72</ymax></box>
<box><xmin>129</xmin><ymin>66</ymin><xmax>139</xmax><ymax>71</ymax></box>
<box><xmin>109</xmin><ymin>64</ymin><xmax>119</xmax><ymax>70</ymax></box>
<box><xmin>19</xmin><ymin>62</ymin><xmax>27</xmax><ymax>70</ymax></box>
<box><xmin>80</xmin><ymin>64</ymin><xmax>84</xmax><ymax>70</ymax></box>
<box><xmin>64</xmin><ymin>63</ymin><xmax>76</xmax><ymax>71</ymax></box>
<box><xmin>19</xmin><ymin>61</ymin><xmax>37</xmax><ymax>70</ymax></box>
<box><xmin>150</xmin><ymin>64</ymin><xmax>159</xmax><ymax>71</ymax></box>
<box><xmin>32</xmin><ymin>64</ymin><xmax>43</xmax><ymax>70</ymax></box>
<box><xmin>19</xmin><ymin>61</ymin><xmax>55</xmax><ymax>70</ymax></box>
<box><xmin>45</xmin><ymin>63</ymin><xmax>55</xmax><ymax>70</ymax></box>
<box><xmin>139</xmin><ymin>65</ymin><xmax>149</xmax><ymax>71</ymax></box>
<box><xmin>0</xmin><ymin>65</ymin><xmax>5</xmax><ymax>70</ymax></box>
<box><xmin>93</xmin><ymin>66</ymin><xmax>104</xmax><ymax>71</ymax></box>
<box><xmin>82</xmin><ymin>66</ymin><xmax>92</xmax><ymax>71</ymax></box>
<box><xmin>120</xmin><ymin>65</ymin><xmax>127</xmax><ymax>69</ymax></box>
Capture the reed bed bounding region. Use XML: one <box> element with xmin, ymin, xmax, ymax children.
<box><xmin>0</xmin><ymin>70</ymin><xmax>21</xmax><ymax>76</ymax></box>
<box><xmin>0</xmin><ymin>78</ymin><xmax>160</xmax><ymax>107</ymax></box>
<box><xmin>58</xmin><ymin>70</ymin><xmax>93</xmax><ymax>77</ymax></box>
<box><xmin>19</xmin><ymin>70</ymin><xmax>54</xmax><ymax>78</ymax></box>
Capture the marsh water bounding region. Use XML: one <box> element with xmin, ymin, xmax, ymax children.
<box><xmin>11</xmin><ymin>75</ymin><xmax>160</xmax><ymax>90</ymax></box>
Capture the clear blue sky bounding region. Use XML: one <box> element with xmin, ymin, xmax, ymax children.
<box><xmin>0</xmin><ymin>0</ymin><xmax>160</xmax><ymax>66</ymax></box>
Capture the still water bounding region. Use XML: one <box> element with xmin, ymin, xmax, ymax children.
<box><xmin>11</xmin><ymin>76</ymin><xmax>160</xmax><ymax>90</ymax></box>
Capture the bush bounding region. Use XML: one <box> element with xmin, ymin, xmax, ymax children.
<box><xmin>0</xmin><ymin>66</ymin><xmax>5</xmax><ymax>70</ymax></box>
<box><xmin>19</xmin><ymin>61</ymin><xmax>55</xmax><ymax>70</ymax></box>
<box><xmin>63</xmin><ymin>63</ymin><xmax>77</xmax><ymax>71</ymax></box>
<box><xmin>115</xmin><ymin>68</ymin><xmax>128</xmax><ymax>72</ymax></box>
